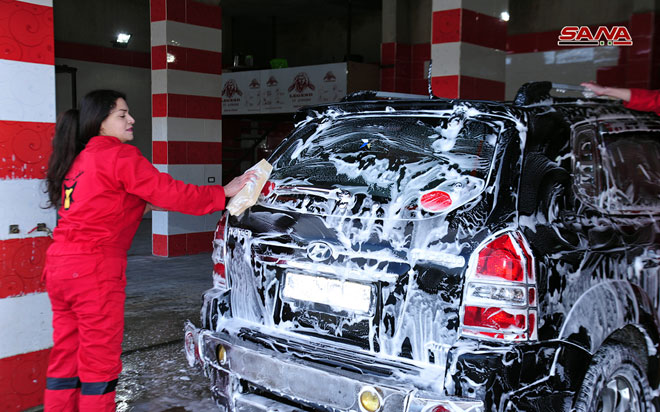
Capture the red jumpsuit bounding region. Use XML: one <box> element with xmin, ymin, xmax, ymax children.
<box><xmin>624</xmin><ymin>88</ymin><xmax>660</xmax><ymax>115</ymax></box>
<box><xmin>44</xmin><ymin>135</ymin><xmax>225</xmax><ymax>411</ymax></box>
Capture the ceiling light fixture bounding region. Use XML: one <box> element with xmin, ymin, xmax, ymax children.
<box><xmin>112</xmin><ymin>33</ymin><xmax>132</xmax><ymax>48</ymax></box>
<box><xmin>116</xmin><ymin>33</ymin><xmax>132</xmax><ymax>44</ymax></box>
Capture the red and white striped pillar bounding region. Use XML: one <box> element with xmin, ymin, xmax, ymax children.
<box><xmin>431</xmin><ymin>0</ymin><xmax>507</xmax><ymax>100</ymax></box>
<box><xmin>0</xmin><ymin>0</ymin><xmax>56</xmax><ymax>410</ymax></box>
<box><xmin>150</xmin><ymin>0</ymin><xmax>223</xmax><ymax>257</ymax></box>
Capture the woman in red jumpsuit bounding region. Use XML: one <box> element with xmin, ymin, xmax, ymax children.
<box><xmin>582</xmin><ymin>82</ymin><xmax>660</xmax><ymax>115</ymax></box>
<box><xmin>43</xmin><ymin>90</ymin><xmax>256</xmax><ymax>411</ymax></box>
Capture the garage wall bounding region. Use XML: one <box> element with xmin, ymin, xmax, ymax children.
<box><xmin>223</xmin><ymin>5</ymin><xmax>382</xmax><ymax>69</ymax></box>
<box><xmin>53</xmin><ymin>0</ymin><xmax>152</xmax><ymax>160</ymax></box>
<box><xmin>54</xmin><ymin>56</ymin><xmax>152</xmax><ymax>160</ymax></box>
<box><xmin>505</xmin><ymin>47</ymin><xmax>621</xmax><ymax>100</ymax></box>
<box><xmin>505</xmin><ymin>0</ymin><xmax>659</xmax><ymax>99</ymax></box>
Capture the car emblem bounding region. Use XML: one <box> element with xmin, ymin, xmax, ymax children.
<box><xmin>306</xmin><ymin>241</ymin><xmax>333</xmax><ymax>262</ymax></box>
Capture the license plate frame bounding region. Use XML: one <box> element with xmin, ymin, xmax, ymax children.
<box><xmin>282</xmin><ymin>272</ymin><xmax>373</xmax><ymax>315</ymax></box>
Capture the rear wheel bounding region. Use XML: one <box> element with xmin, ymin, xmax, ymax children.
<box><xmin>574</xmin><ymin>343</ymin><xmax>652</xmax><ymax>412</ymax></box>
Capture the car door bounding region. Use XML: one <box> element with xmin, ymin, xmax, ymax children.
<box><xmin>596</xmin><ymin>120</ymin><xmax>660</xmax><ymax>318</ymax></box>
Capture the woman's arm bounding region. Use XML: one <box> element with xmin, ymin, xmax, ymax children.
<box><xmin>115</xmin><ymin>144</ymin><xmax>257</xmax><ymax>215</ymax></box>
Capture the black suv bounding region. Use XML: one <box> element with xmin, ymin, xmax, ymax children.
<box><xmin>184</xmin><ymin>82</ymin><xmax>660</xmax><ymax>412</ymax></box>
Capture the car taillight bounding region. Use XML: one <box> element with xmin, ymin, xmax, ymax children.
<box><xmin>461</xmin><ymin>232</ymin><xmax>537</xmax><ymax>341</ymax></box>
<box><xmin>261</xmin><ymin>180</ymin><xmax>275</xmax><ymax>197</ymax></box>
<box><xmin>212</xmin><ymin>213</ymin><xmax>228</xmax><ymax>289</ymax></box>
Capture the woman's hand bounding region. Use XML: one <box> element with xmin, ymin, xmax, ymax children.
<box><xmin>581</xmin><ymin>82</ymin><xmax>631</xmax><ymax>101</ymax></box>
<box><xmin>581</xmin><ymin>82</ymin><xmax>608</xmax><ymax>96</ymax></box>
<box><xmin>143</xmin><ymin>203</ymin><xmax>166</xmax><ymax>215</ymax></box>
<box><xmin>224</xmin><ymin>169</ymin><xmax>259</xmax><ymax>198</ymax></box>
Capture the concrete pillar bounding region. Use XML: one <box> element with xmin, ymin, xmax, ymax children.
<box><xmin>0</xmin><ymin>1</ymin><xmax>56</xmax><ymax>410</ymax></box>
<box><xmin>381</xmin><ymin>0</ymin><xmax>432</xmax><ymax>95</ymax></box>
<box><xmin>150</xmin><ymin>0</ymin><xmax>223</xmax><ymax>257</ymax></box>
<box><xmin>431</xmin><ymin>0</ymin><xmax>507</xmax><ymax>99</ymax></box>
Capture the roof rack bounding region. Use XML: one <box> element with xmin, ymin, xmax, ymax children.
<box><xmin>341</xmin><ymin>90</ymin><xmax>430</xmax><ymax>102</ymax></box>
<box><xmin>513</xmin><ymin>81</ymin><xmax>612</xmax><ymax>106</ymax></box>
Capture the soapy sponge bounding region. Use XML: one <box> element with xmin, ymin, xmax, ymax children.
<box><xmin>226</xmin><ymin>159</ymin><xmax>273</xmax><ymax>216</ymax></box>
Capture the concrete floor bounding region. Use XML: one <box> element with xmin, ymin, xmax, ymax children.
<box><xmin>116</xmin><ymin>218</ymin><xmax>218</xmax><ymax>411</ymax></box>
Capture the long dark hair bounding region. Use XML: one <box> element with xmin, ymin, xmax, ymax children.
<box><xmin>46</xmin><ymin>90</ymin><xmax>126</xmax><ymax>208</ymax></box>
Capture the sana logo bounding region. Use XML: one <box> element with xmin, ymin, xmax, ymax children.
<box><xmin>222</xmin><ymin>79</ymin><xmax>243</xmax><ymax>98</ymax></box>
<box><xmin>249</xmin><ymin>78</ymin><xmax>261</xmax><ymax>89</ymax></box>
<box><xmin>288</xmin><ymin>72</ymin><xmax>316</xmax><ymax>93</ymax></box>
<box><xmin>323</xmin><ymin>71</ymin><xmax>336</xmax><ymax>82</ymax></box>
<box><xmin>558</xmin><ymin>26</ymin><xmax>633</xmax><ymax>46</ymax></box>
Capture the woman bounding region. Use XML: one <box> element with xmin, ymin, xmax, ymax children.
<box><xmin>43</xmin><ymin>90</ymin><xmax>255</xmax><ymax>411</ymax></box>
<box><xmin>582</xmin><ymin>82</ymin><xmax>660</xmax><ymax>115</ymax></box>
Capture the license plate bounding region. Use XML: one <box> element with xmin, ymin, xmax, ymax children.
<box><xmin>282</xmin><ymin>272</ymin><xmax>372</xmax><ymax>314</ymax></box>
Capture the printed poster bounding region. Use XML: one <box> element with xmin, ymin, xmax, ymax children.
<box><xmin>222</xmin><ymin>63</ymin><xmax>347</xmax><ymax>115</ymax></box>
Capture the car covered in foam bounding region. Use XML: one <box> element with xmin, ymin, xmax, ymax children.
<box><xmin>185</xmin><ymin>82</ymin><xmax>660</xmax><ymax>412</ymax></box>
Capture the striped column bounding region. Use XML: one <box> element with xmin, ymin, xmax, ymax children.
<box><xmin>431</xmin><ymin>0</ymin><xmax>507</xmax><ymax>100</ymax></box>
<box><xmin>150</xmin><ymin>0</ymin><xmax>223</xmax><ymax>257</ymax></box>
<box><xmin>0</xmin><ymin>0</ymin><xmax>56</xmax><ymax>410</ymax></box>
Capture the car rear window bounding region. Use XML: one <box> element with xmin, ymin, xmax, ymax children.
<box><xmin>601</xmin><ymin>131</ymin><xmax>660</xmax><ymax>212</ymax></box>
<box><xmin>269</xmin><ymin>115</ymin><xmax>498</xmax><ymax>199</ymax></box>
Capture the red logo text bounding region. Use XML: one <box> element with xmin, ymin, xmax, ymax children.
<box><xmin>558</xmin><ymin>26</ymin><xmax>633</xmax><ymax>46</ymax></box>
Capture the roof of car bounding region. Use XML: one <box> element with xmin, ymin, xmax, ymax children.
<box><xmin>296</xmin><ymin>82</ymin><xmax>659</xmax><ymax>127</ymax></box>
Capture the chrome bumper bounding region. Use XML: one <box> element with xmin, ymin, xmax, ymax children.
<box><xmin>184</xmin><ymin>319</ymin><xmax>484</xmax><ymax>412</ymax></box>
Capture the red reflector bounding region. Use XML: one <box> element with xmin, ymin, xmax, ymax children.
<box><xmin>215</xmin><ymin>214</ymin><xmax>228</xmax><ymax>240</ymax></box>
<box><xmin>420</xmin><ymin>190</ymin><xmax>452</xmax><ymax>212</ymax></box>
<box><xmin>213</xmin><ymin>263</ymin><xmax>225</xmax><ymax>278</ymax></box>
<box><xmin>528</xmin><ymin>288</ymin><xmax>536</xmax><ymax>305</ymax></box>
<box><xmin>464</xmin><ymin>306</ymin><xmax>526</xmax><ymax>331</ymax></box>
<box><xmin>432</xmin><ymin>406</ymin><xmax>450</xmax><ymax>412</ymax></box>
<box><xmin>516</xmin><ymin>233</ymin><xmax>534</xmax><ymax>282</ymax></box>
<box><xmin>476</xmin><ymin>235</ymin><xmax>524</xmax><ymax>282</ymax></box>
<box><xmin>528</xmin><ymin>312</ymin><xmax>536</xmax><ymax>336</ymax></box>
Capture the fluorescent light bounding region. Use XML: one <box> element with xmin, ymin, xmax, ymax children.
<box><xmin>116</xmin><ymin>33</ymin><xmax>131</xmax><ymax>44</ymax></box>
<box><xmin>500</xmin><ymin>11</ymin><xmax>510</xmax><ymax>22</ymax></box>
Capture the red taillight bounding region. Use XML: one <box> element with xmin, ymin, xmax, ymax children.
<box><xmin>213</xmin><ymin>214</ymin><xmax>228</xmax><ymax>289</ymax></box>
<box><xmin>261</xmin><ymin>180</ymin><xmax>275</xmax><ymax>197</ymax></box>
<box><xmin>420</xmin><ymin>190</ymin><xmax>452</xmax><ymax>212</ymax></box>
<box><xmin>461</xmin><ymin>232</ymin><xmax>537</xmax><ymax>341</ymax></box>
<box><xmin>463</xmin><ymin>306</ymin><xmax>526</xmax><ymax>331</ymax></box>
<box><xmin>476</xmin><ymin>235</ymin><xmax>523</xmax><ymax>282</ymax></box>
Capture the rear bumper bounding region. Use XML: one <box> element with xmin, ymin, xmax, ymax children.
<box><xmin>184</xmin><ymin>319</ymin><xmax>484</xmax><ymax>412</ymax></box>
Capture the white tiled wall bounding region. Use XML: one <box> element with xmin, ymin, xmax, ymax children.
<box><xmin>0</xmin><ymin>293</ymin><xmax>53</xmax><ymax>358</ymax></box>
<box><xmin>152</xmin><ymin>70</ymin><xmax>222</xmax><ymax>97</ymax></box>
<box><xmin>0</xmin><ymin>60</ymin><xmax>55</xmax><ymax>123</ymax></box>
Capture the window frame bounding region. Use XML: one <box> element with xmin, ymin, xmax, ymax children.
<box><xmin>571</xmin><ymin>123</ymin><xmax>605</xmax><ymax>211</ymax></box>
<box><xmin>571</xmin><ymin>119</ymin><xmax>660</xmax><ymax>216</ymax></box>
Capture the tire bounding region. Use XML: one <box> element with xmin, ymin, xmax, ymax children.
<box><xmin>574</xmin><ymin>343</ymin><xmax>652</xmax><ymax>412</ymax></box>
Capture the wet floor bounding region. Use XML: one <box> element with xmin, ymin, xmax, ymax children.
<box><xmin>116</xmin><ymin>218</ymin><xmax>219</xmax><ymax>411</ymax></box>
<box><xmin>116</xmin><ymin>342</ymin><xmax>216</xmax><ymax>411</ymax></box>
